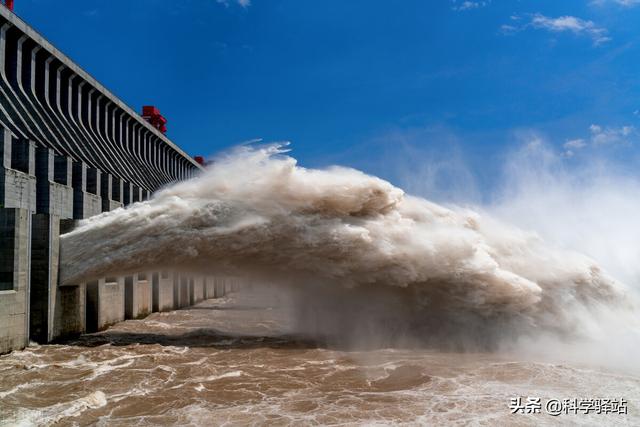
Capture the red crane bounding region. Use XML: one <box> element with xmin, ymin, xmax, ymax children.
<box><xmin>3</xmin><ymin>0</ymin><xmax>14</xmax><ymax>11</ymax></box>
<box><xmin>141</xmin><ymin>106</ymin><xmax>167</xmax><ymax>134</ymax></box>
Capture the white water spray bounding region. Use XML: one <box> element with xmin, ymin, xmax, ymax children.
<box><xmin>59</xmin><ymin>144</ymin><xmax>636</xmax><ymax>349</ymax></box>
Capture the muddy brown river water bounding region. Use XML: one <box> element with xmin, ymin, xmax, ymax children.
<box><xmin>0</xmin><ymin>289</ymin><xmax>638</xmax><ymax>426</ymax></box>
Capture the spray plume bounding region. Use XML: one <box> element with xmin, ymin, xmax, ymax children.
<box><xmin>59</xmin><ymin>144</ymin><xmax>634</xmax><ymax>348</ymax></box>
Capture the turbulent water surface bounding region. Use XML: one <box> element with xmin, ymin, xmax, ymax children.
<box><xmin>1</xmin><ymin>289</ymin><xmax>638</xmax><ymax>426</ymax></box>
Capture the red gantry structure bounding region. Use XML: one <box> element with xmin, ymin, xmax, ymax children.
<box><xmin>142</xmin><ymin>106</ymin><xmax>168</xmax><ymax>134</ymax></box>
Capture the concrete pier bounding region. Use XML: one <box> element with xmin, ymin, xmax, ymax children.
<box><xmin>51</xmin><ymin>219</ymin><xmax>86</xmax><ymax>340</ymax></box>
<box><xmin>0</xmin><ymin>208</ymin><xmax>30</xmax><ymax>354</ymax></box>
<box><xmin>153</xmin><ymin>271</ymin><xmax>174</xmax><ymax>312</ymax></box>
<box><xmin>204</xmin><ymin>277</ymin><xmax>215</xmax><ymax>299</ymax></box>
<box><xmin>125</xmin><ymin>273</ymin><xmax>152</xmax><ymax>319</ymax></box>
<box><xmin>35</xmin><ymin>147</ymin><xmax>73</xmax><ymax>218</ymax></box>
<box><xmin>86</xmin><ymin>277</ymin><xmax>124</xmax><ymax>332</ymax></box>
<box><xmin>0</xmin><ymin>131</ymin><xmax>36</xmax><ymax>212</ymax></box>
<box><xmin>214</xmin><ymin>277</ymin><xmax>226</xmax><ymax>298</ymax></box>
<box><xmin>52</xmin><ymin>283</ymin><xmax>86</xmax><ymax>340</ymax></box>
<box><xmin>178</xmin><ymin>275</ymin><xmax>190</xmax><ymax>308</ymax></box>
<box><xmin>193</xmin><ymin>276</ymin><xmax>205</xmax><ymax>304</ymax></box>
<box><xmin>29</xmin><ymin>213</ymin><xmax>59</xmax><ymax>343</ymax></box>
<box><xmin>72</xmin><ymin>162</ymin><xmax>102</xmax><ymax>219</ymax></box>
<box><xmin>101</xmin><ymin>173</ymin><xmax>123</xmax><ymax>212</ymax></box>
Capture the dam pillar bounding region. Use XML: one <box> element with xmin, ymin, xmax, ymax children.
<box><xmin>125</xmin><ymin>273</ymin><xmax>152</xmax><ymax>319</ymax></box>
<box><xmin>29</xmin><ymin>213</ymin><xmax>60</xmax><ymax>343</ymax></box>
<box><xmin>72</xmin><ymin>162</ymin><xmax>102</xmax><ymax>219</ymax></box>
<box><xmin>31</xmin><ymin>147</ymin><xmax>73</xmax><ymax>331</ymax></box>
<box><xmin>193</xmin><ymin>276</ymin><xmax>204</xmax><ymax>304</ymax></box>
<box><xmin>132</xmin><ymin>185</ymin><xmax>142</xmax><ymax>203</ymax></box>
<box><xmin>100</xmin><ymin>173</ymin><xmax>123</xmax><ymax>212</ymax></box>
<box><xmin>35</xmin><ymin>147</ymin><xmax>73</xmax><ymax>219</ymax></box>
<box><xmin>0</xmin><ymin>130</ymin><xmax>36</xmax><ymax>212</ymax></box>
<box><xmin>0</xmin><ymin>208</ymin><xmax>31</xmax><ymax>354</ymax></box>
<box><xmin>172</xmin><ymin>272</ymin><xmax>179</xmax><ymax>309</ymax></box>
<box><xmin>214</xmin><ymin>277</ymin><xmax>226</xmax><ymax>298</ymax></box>
<box><xmin>53</xmin><ymin>154</ymin><xmax>73</xmax><ymax>190</ymax></box>
<box><xmin>86</xmin><ymin>277</ymin><xmax>125</xmax><ymax>332</ymax></box>
<box><xmin>180</xmin><ymin>275</ymin><xmax>189</xmax><ymax>308</ymax></box>
<box><xmin>53</xmin><ymin>219</ymin><xmax>87</xmax><ymax>340</ymax></box>
<box><xmin>31</xmin><ymin>149</ymin><xmax>76</xmax><ymax>342</ymax></box>
<box><xmin>172</xmin><ymin>273</ymin><xmax>189</xmax><ymax>308</ymax></box>
<box><xmin>122</xmin><ymin>181</ymin><xmax>133</xmax><ymax>206</ymax></box>
<box><xmin>140</xmin><ymin>273</ymin><xmax>152</xmax><ymax>318</ymax></box>
<box><xmin>52</xmin><ymin>282</ymin><xmax>86</xmax><ymax>340</ymax></box>
<box><xmin>30</xmin><ymin>215</ymin><xmax>85</xmax><ymax>342</ymax></box>
<box><xmin>153</xmin><ymin>271</ymin><xmax>174</xmax><ymax>312</ymax></box>
<box><xmin>152</xmin><ymin>272</ymin><xmax>159</xmax><ymax>312</ymax></box>
<box><xmin>111</xmin><ymin>176</ymin><xmax>123</xmax><ymax>208</ymax></box>
<box><xmin>188</xmin><ymin>277</ymin><xmax>195</xmax><ymax>306</ymax></box>
<box><xmin>203</xmin><ymin>277</ymin><xmax>212</xmax><ymax>299</ymax></box>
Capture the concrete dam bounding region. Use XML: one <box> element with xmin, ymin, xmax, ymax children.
<box><xmin>0</xmin><ymin>5</ymin><xmax>229</xmax><ymax>354</ymax></box>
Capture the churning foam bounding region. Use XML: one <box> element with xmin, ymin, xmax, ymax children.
<box><xmin>59</xmin><ymin>144</ymin><xmax>636</xmax><ymax>348</ymax></box>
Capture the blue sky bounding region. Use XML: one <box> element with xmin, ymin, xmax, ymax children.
<box><xmin>14</xmin><ymin>0</ymin><xmax>640</xmax><ymax>199</ymax></box>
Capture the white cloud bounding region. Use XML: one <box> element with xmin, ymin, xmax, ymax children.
<box><xmin>591</xmin><ymin>0</ymin><xmax>640</xmax><ymax>7</ymax></box>
<box><xmin>503</xmin><ymin>14</ymin><xmax>611</xmax><ymax>46</ymax></box>
<box><xmin>590</xmin><ymin>124</ymin><xmax>635</xmax><ymax>145</ymax></box>
<box><xmin>564</xmin><ymin>138</ymin><xmax>587</xmax><ymax>149</ymax></box>
<box><xmin>562</xmin><ymin>126</ymin><xmax>635</xmax><ymax>157</ymax></box>
<box><xmin>451</xmin><ymin>1</ymin><xmax>490</xmax><ymax>11</ymax></box>
<box><xmin>562</xmin><ymin>138</ymin><xmax>587</xmax><ymax>157</ymax></box>
<box><xmin>531</xmin><ymin>14</ymin><xmax>611</xmax><ymax>45</ymax></box>
<box><xmin>217</xmin><ymin>0</ymin><xmax>251</xmax><ymax>8</ymax></box>
<box><xmin>500</xmin><ymin>24</ymin><xmax>518</xmax><ymax>33</ymax></box>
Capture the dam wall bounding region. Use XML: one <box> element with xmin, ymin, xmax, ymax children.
<box><xmin>0</xmin><ymin>6</ymin><xmax>228</xmax><ymax>355</ymax></box>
